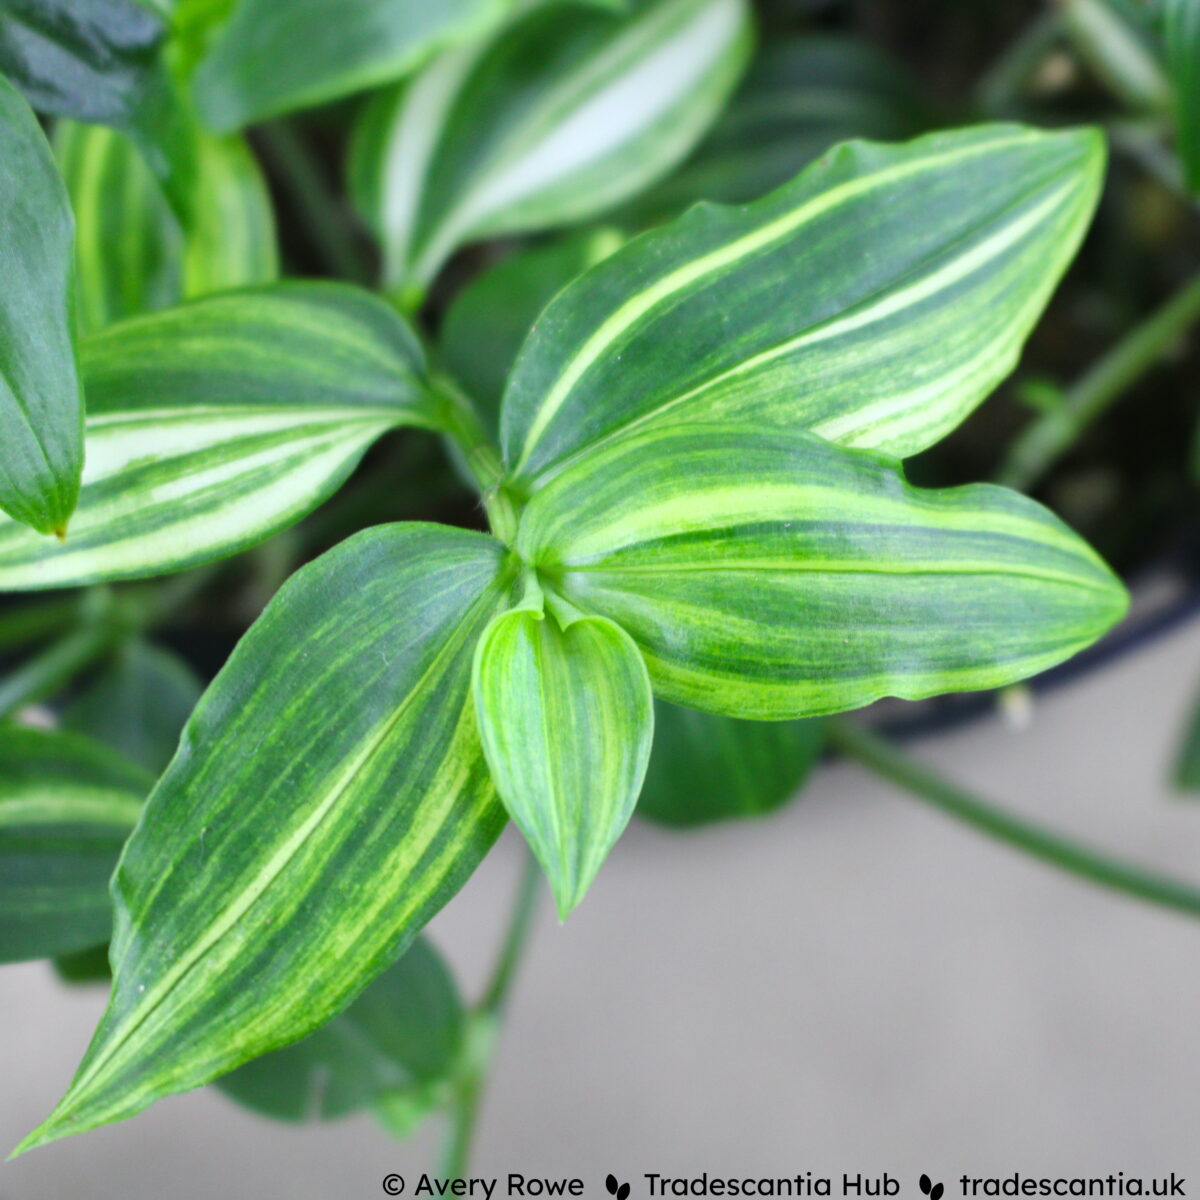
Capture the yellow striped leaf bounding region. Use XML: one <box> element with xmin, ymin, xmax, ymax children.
<box><xmin>473</xmin><ymin>606</ymin><xmax>652</xmax><ymax>917</ymax></box>
<box><xmin>0</xmin><ymin>283</ymin><xmax>436</xmax><ymax>590</ymax></box>
<box><xmin>54</xmin><ymin>121</ymin><xmax>278</xmax><ymax>336</ymax></box>
<box><xmin>516</xmin><ymin>425</ymin><xmax>1128</xmax><ymax>719</ymax></box>
<box><xmin>18</xmin><ymin>523</ymin><xmax>517</xmax><ymax>1152</ymax></box>
<box><xmin>500</xmin><ymin>124</ymin><xmax>1106</xmax><ymax>489</ymax></box>
<box><xmin>350</xmin><ymin>0</ymin><xmax>751</xmax><ymax>297</ymax></box>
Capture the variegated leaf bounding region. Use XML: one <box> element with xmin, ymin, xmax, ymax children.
<box><xmin>194</xmin><ymin>0</ymin><xmax>521</xmax><ymax>132</ymax></box>
<box><xmin>18</xmin><ymin>523</ymin><xmax>516</xmax><ymax>1151</ymax></box>
<box><xmin>516</xmin><ymin>425</ymin><xmax>1128</xmax><ymax>719</ymax></box>
<box><xmin>473</xmin><ymin>605</ymin><xmax>652</xmax><ymax>916</ymax></box>
<box><xmin>622</xmin><ymin>34</ymin><xmax>929</xmax><ymax>225</ymax></box>
<box><xmin>0</xmin><ymin>726</ymin><xmax>148</xmax><ymax>964</ymax></box>
<box><xmin>54</xmin><ymin>121</ymin><xmax>277</xmax><ymax>335</ymax></box>
<box><xmin>500</xmin><ymin>124</ymin><xmax>1105</xmax><ymax>489</ymax></box>
<box><xmin>0</xmin><ymin>283</ymin><xmax>435</xmax><ymax>590</ymax></box>
<box><xmin>350</xmin><ymin>0</ymin><xmax>751</xmax><ymax>298</ymax></box>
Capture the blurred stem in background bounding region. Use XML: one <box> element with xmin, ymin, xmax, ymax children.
<box><xmin>998</xmin><ymin>266</ymin><xmax>1200</xmax><ymax>491</ymax></box>
<box><xmin>829</xmin><ymin>719</ymin><xmax>1200</xmax><ymax>919</ymax></box>
<box><xmin>0</xmin><ymin>569</ymin><xmax>212</xmax><ymax>721</ymax></box>
<box><xmin>257</xmin><ymin>121</ymin><xmax>373</xmax><ymax>286</ymax></box>
<box><xmin>440</xmin><ymin>847</ymin><xmax>542</xmax><ymax>1181</ymax></box>
<box><xmin>975</xmin><ymin>9</ymin><xmax>1064</xmax><ymax>115</ymax></box>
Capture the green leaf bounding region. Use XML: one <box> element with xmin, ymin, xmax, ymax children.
<box><xmin>516</xmin><ymin>425</ymin><xmax>1129</xmax><ymax>719</ymax></box>
<box><xmin>1060</xmin><ymin>0</ymin><xmax>1171</xmax><ymax>111</ymax></box>
<box><xmin>500</xmin><ymin>124</ymin><xmax>1106</xmax><ymax>489</ymax></box>
<box><xmin>0</xmin><ymin>726</ymin><xmax>148</xmax><ymax>964</ymax></box>
<box><xmin>54</xmin><ymin>121</ymin><xmax>277</xmax><ymax>335</ymax></box>
<box><xmin>1165</xmin><ymin>0</ymin><xmax>1200</xmax><ymax>193</ymax></box>
<box><xmin>439</xmin><ymin>229</ymin><xmax>626</xmax><ymax>435</ymax></box>
<box><xmin>54</xmin><ymin>121</ymin><xmax>182</xmax><ymax>335</ymax></box>
<box><xmin>622</xmin><ymin>34</ymin><xmax>929</xmax><ymax>225</ymax></box>
<box><xmin>473</xmin><ymin>606</ymin><xmax>652</xmax><ymax>917</ymax></box>
<box><xmin>637</xmin><ymin>701</ymin><xmax>823</xmax><ymax>827</ymax></box>
<box><xmin>0</xmin><ymin>75</ymin><xmax>84</xmax><ymax>537</ymax></box>
<box><xmin>216</xmin><ymin>937</ymin><xmax>462</xmax><ymax>1122</ymax></box>
<box><xmin>63</xmin><ymin>639</ymin><xmax>203</xmax><ymax>774</ymax></box>
<box><xmin>181</xmin><ymin>130</ymin><xmax>278</xmax><ymax>294</ymax></box>
<box><xmin>53</xmin><ymin>943</ymin><xmax>115</xmax><ymax>985</ymax></box>
<box><xmin>0</xmin><ymin>0</ymin><xmax>196</xmax><ymax>220</ymax></box>
<box><xmin>18</xmin><ymin>523</ymin><xmax>514</xmax><ymax>1152</ymax></box>
<box><xmin>350</xmin><ymin>0</ymin><xmax>751</xmax><ymax>297</ymax></box>
<box><xmin>0</xmin><ymin>283</ymin><xmax>436</xmax><ymax>590</ymax></box>
<box><xmin>193</xmin><ymin>0</ymin><xmax>519</xmax><ymax>132</ymax></box>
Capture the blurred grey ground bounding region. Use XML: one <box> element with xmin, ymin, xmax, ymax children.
<box><xmin>3</xmin><ymin>616</ymin><xmax>1200</xmax><ymax>1200</ymax></box>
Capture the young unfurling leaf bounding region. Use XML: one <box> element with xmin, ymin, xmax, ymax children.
<box><xmin>473</xmin><ymin>606</ymin><xmax>653</xmax><ymax>917</ymax></box>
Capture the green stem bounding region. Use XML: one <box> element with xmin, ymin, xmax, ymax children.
<box><xmin>439</xmin><ymin>848</ymin><xmax>541</xmax><ymax>1181</ymax></box>
<box><xmin>432</xmin><ymin>375</ymin><xmax>520</xmax><ymax>544</ymax></box>
<box><xmin>257</xmin><ymin>121</ymin><xmax>372</xmax><ymax>285</ymax></box>
<box><xmin>0</xmin><ymin>594</ymin><xmax>119</xmax><ymax>721</ymax></box>
<box><xmin>997</xmin><ymin>267</ymin><xmax>1200</xmax><ymax>491</ymax></box>
<box><xmin>976</xmin><ymin>9</ymin><xmax>1063</xmax><ymax>115</ymax></box>
<box><xmin>828</xmin><ymin>719</ymin><xmax>1200</xmax><ymax>918</ymax></box>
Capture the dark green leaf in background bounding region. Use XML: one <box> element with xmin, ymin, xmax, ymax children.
<box><xmin>63</xmin><ymin>639</ymin><xmax>203</xmax><ymax>774</ymax></box>
<box><xmin>194</xmin><ymin>0</ymin><xmax>521</xmax><ymax>132</ymax></box>
<box><xmin>0</xmin><ymin>284</ymin><xmax>434</xmax><ymax>590</ymax></box>
<box><xmin>621</xmin><ymin>34</ymin><xmax>930</xmax><ymax>225</ymax></box>
<box><xmin>473</xmin><ymin>607</ymin><xmax>653</xmax><ymax>916</ymax></box>
<box><xmin>501</xmin><ymin>124</ymin><xmax>1106</xmax><ymax>490</ymax></box>
<box><xmin>19</xmin><ymin>523</ymin><xmax>514</xmax><ymax>1151</ymax></box>
<box><xmin>1165</xmin><ymin>0</ymin><xmax>1200</xmax><ymax>193</ymax></box>
<box><xmin>0</xmin><ymin>75</ymin><xmax>84</xmax><ymax>537</ymax></box>
<box><xmin>637</xmin><ymin>701</ymin><xmax>824</xmax><ymax>828</ymax></box>
<box><xmin>439</xmin><ymin>229</ymin><xmax>626</xmax><ymax>436</ymax></box>
<box><xmin>350</xmin><ymin>0</ymin><xmax>751</xmax><ymax>298</ymax></box>
<box><xmin>0</xmin><ymin>726</ymin><xmax>147</xmax><ymax>963</ymax></box>
<box><xmin>217</xmin><ymin>937</ymin><xmax>462</xmax><ymax>1124</ymax></box>
<box><xmin>518</xmin><ymin>425</ymin><xmax>1128</xmax><ymax>719</ymax></box>
<box><xmin>0</xmin><ymin>0</ymin><xmax>196</xmax><ymax>219</ymax></box>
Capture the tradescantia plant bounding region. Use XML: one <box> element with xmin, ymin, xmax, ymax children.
<box><xmin>5</xmin><ymin>0</ymin><xmax>1200</xmax><ymax>1176</ymax></box>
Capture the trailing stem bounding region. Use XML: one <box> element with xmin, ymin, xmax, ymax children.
<box><xmin>998</xmin><ymin>267</ymin><xmax>1200</xmax><ymax>491</ymax></box>
<box><xmin>439</xmin><ymin>847</ymin><xmax>542</xmax><ymax>1180</ymax></box>
<box><xmin>829</xmin><ymin>718</ymin><xmax>1200</xmax><ymax>918</ymax></box>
